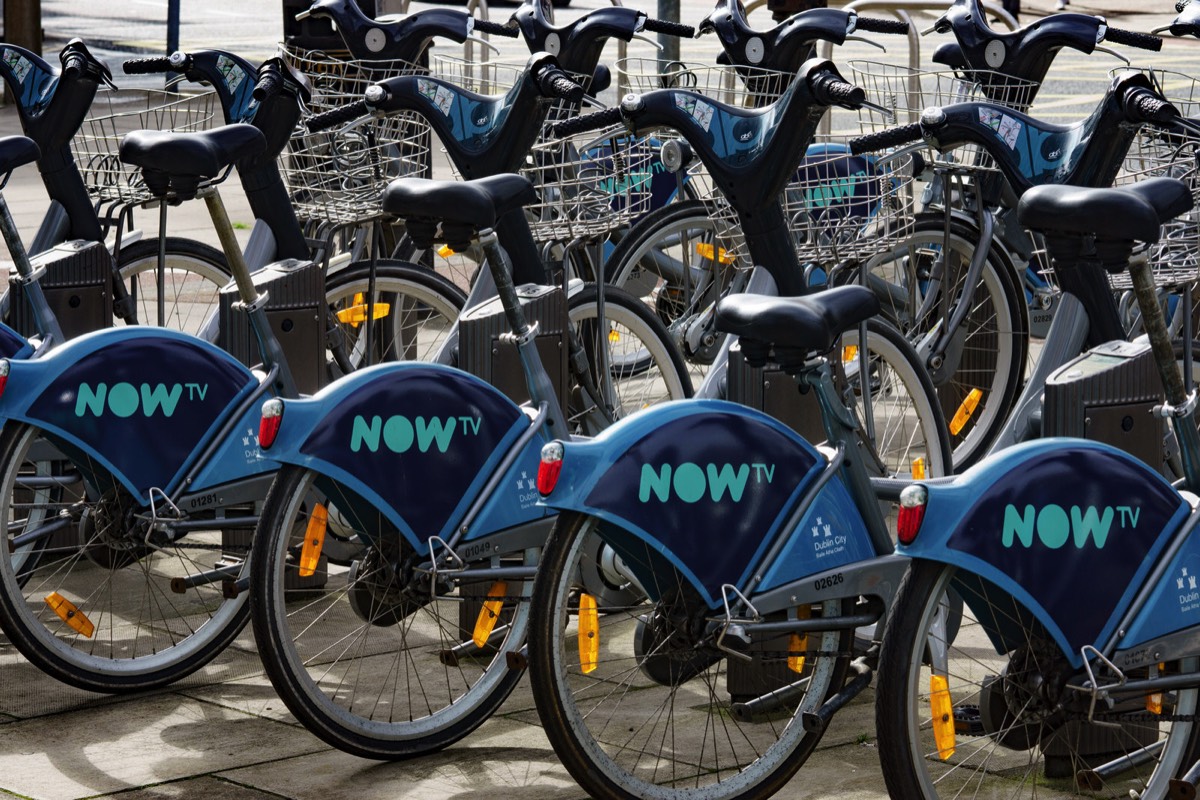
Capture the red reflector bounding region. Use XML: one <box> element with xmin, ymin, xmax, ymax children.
<box><xmin>0</xmin><ymin>359</ymin><xmax>10</xmax><ymax>400</ymax></box>
<box><xmin>897</xmin><ymin>484</ymin><xmax>928</xmax><ymax>545</ymax></box>
<box><xmin>259</xmin><ymin>398</ymin><xmax>283</xmax><ymax>449</ymax></box>
<box><xmin>538</xmin><ymin>441</ymin><xmax>564</xmax><ymax>495</ymax></box>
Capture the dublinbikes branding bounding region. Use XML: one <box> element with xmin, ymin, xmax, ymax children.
<box><xmin>1001</xmin><ymin>503</ymin><xmax>1142</xmax><ymax>550</ymax></box>
<box><xmin>74</xmin><ymin>382</ymin><xmax>210</xmax><ymax>418</ymax></box>
<box><xmin>349</xmin><ymin>414</ymin><xmax>483</xmax><ymax>455</ymax></box>
<box><xmin>638</xmin><ymin>462</ymin><xmax>775</xmax><ymax>504</ymax></box>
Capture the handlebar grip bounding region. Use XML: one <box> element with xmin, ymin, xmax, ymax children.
<box><xmin>253</xmin><ymin>71</ymin><xmax>283</xmax><ymax>102</ymax></box>
<box><xmin>854</xmin><ymin>16</ymin><xmax>910</xmax><ymax>35</ymax></box>
<box><xmin>62</xmin><ymin>53</ymin><xmax>88</xmax><ymax>80</ymax></box>
<box><xmin>812</xmin><ymin>75</ymin><xmax>866</xmax><ymax>109</ymax></box>
<box><xmin>553</xmin><ymin>106</ymin><xmax>624</xmax><ymax>138</ymax></box>
<box><xmin>306</xmin><ymin>100</ymin><xmax>370</xmax><ymax>132</ymax></box>
<box><xmin>123</xmin><ymin>56</ymin><xmax>174</xmax><ymax>74</ymax></box>
<box><xmin>473</xmin><ymin>18</ymin><xmax>519</xmax><ymax>37</ymax></box>
<box><xmin>849</xmin><ymin>122</ymin><xmax>924</xmax><ymax>154</ymax></box>
<box><xmin>1105</xmin><ymin>26</ymin><xmax>1164</xmax><ymax>51</ymax></box>
<box><xmin>643</xmin><ymin>18</ymin><xmax>696</xmax><ymax>38</ymax></box>
<box><xmin>537</xmin><ymin>68</ymin><xmax>585</xmax><ymax>103</ymax></box>
<box><xmin>1178</xmin><ymin>1</ymin><xmax>1191</xmax><ymax>13</ymax></box>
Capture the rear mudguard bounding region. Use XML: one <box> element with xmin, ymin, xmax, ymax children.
<box><xmin>0</xmin><ymin>321</ymin><xmax>30</xmax><ymax>359</ymax></box>
<box><xmin>898</xmin><ymin>438</ymin><xmax>1190</xmax><ymax>669</ymax></box>
<box><xmin>0</xmin><ymin>327</ymin><xmax>261</xmax><ymax>504</ymax></box>
<box><xmin>258</xmin><ymin>363</ymin><xmax>550</xmax><ymax>555</ymax></box>
<box><xmin>539</xmin><ymin>399</ymin><xmax>878</xmax><ymax>609</ymax></box>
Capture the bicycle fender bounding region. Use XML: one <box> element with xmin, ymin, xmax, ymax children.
<box><xmin>0</xmin><ymin>328</ymin><xmax>259</xmax><ymax>504</ymax></box>
<box><xmin>260</xmin><ymin>363</ymin><xmax>534</xmax><ymax>552</ymax></box>
<box><xmin>0</xmin><ymin>321</ymin><xmax>31</xmax><ymax>359</ymax></box>
<box><xmin>539</xmin><ymin>399</ymin><xmax>853</xmax><ymax>608</ymax></box>
<box><xmin>899</xmin><ymin>439</ymin><xmax>1189</xmax><ymax>668</ymax></box>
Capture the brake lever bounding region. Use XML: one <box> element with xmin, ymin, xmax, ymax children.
<box><xmin>295</xmin><ymin>8</ymin><xmax>312</xmax><ymax>20</ymax></box>
<box><xmin>465</xmin><ymin>34</ymin><xmax>501</xmax><ymax>54</ymax></box>
<box><xmin>1151</xmin><ymin>24</ymin><xmax>1173</xmax><ymax>34</ymax></box>
<box><xmin>844</xmin><ymin>35</ymin><xmax>887</xmax><ymax>52</ymax></box>
<box><xmin>630</xmin><ymin>32</ymin><xmax>666</xmax><ymax>51</ymax></box>
<box><xmin>920</xmin><ymin>24</ymin><xmax>939</xmax><ymax>35</ymax></box>
<box><xmin>1094</xmin><ymin>45</ymin><xmax>1131</xmax><ymax>64</ymax></box>
<box><xmin>860</xmin><ymin>100</ymin><xmax>896</xmax><ymax>120</ymax></box>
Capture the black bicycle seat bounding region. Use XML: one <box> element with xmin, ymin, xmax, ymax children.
<box><xmin>0</xmin><ymin>136</ymin><xmax>40</xmax><ymax>175</ymax></box>
<box><xmin>119</xmin><ymin>124</ymin><xmax>265</xmax><ymax>196</ymax></box>
<box><xmin>1018</xmin><ymin>179</ymin><xmax>1192</xmax><ymax>245</ymax></box>
<box><xmin>382</xmin><ymin>174</ymin><xmax>537</xmax><ymax>230</ymax></box>
<box><xmin>715</xmin><ymin>285</ymin><xmax>881</xmax><ymax>358</ymax></box>
<box><xmin>931</xmin><ymin>42</ymin><xmax>968</xmax><ymax>70</ymax></box>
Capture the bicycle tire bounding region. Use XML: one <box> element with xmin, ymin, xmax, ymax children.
<box><xmin>324</xmin><ymin>260</ymin><xmax>467</xmax><ymax>369</ymax></box>
<box><xmin>876</xmin><ymin>559</ymin><xmax>1199</xmax><ymax>800</ymax></box>
<box><xmin>858</xmin><ymin>217</ymin><xmax>1028</xmax><ymax>471</ymax></box>
<box><xmin>565</xmin><ymin>284</ymin><xmax>693</xmax><ymax>435</ymax></box>
<box><xmin>838</xmin><ymin>318</ymin><xmax>953</xmax><ymax>482</ymax></box>
<box><xmin>0</xmin><ymin>422</ymin><xmax>250</xmax><ymax>692</ymax></box>
<box><xmin>528</xmin><ymin>511</ymin><xmax>854</xmax><ymax>800</ymax></box>
<box><xmin>116</xmin><ymin>238</ymin><xmax>231</xmax><ymax>336</ymax></box>
<box><xmin>249</xmin><ymin>464</ymin><xmax>532</xmax><ymax>759</ymax></box>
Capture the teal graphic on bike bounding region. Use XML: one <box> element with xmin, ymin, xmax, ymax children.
<box><xmin>349</xmin><ymin>414</ymin><xmax>483</xmax><ymax>454</ymax></box>
<box><xmin>74</xmin><ymin>382</ymin><xmax>207</xmax><ymax>418</ymax></box>
<box><xmin>1001</xmin><ymin>502</ymin><xmax>1140</xmax><ymax>549</ymax></box>
<box><xmin>638</xmin><ymin>462</ymin><xmax>775</xmax><ymax>504</ymax></box>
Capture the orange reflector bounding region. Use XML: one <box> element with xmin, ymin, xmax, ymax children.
<box><xmin>949</xmin><ymin>388</ymin><xmax>984</xmax><ymax>436</ymax></box>
<box><xmin>472</xmin><ymin>581</ymin><xmax>507</xmax><ymax>648</ymax></box>
<box><xmin>437</xmin><ymin>245</ymin><xmax>456</xmax><ymax>258</ymax></box>
<box><xmin>298</xmin><ymin>504</ymin><xmax>328</xmax><ymax>577</ymax></box>
<box><xmin>788</xmin><ymin>605</ymin><xmax>810</xmax><ymax>673</ymax></box>
<box><xmin>608</xmin><ymin>328</ymin><xmax>620</xmax><ymax>344</ymax></box>
<box><xmin>912</xmin><ymin>457</ymin><xmax>925</xmax><ymax>480</ymax></box>
<box><xmin>1148</xmin><ymin>663</ymin><xmax>1164</xmax><ymax>714</ymax></box>
<box><xmin>695</xmin><ymin>242</ymin><xmax>734</xmax><ymax>265</ymax></box>
<box><xmin>334</xmin><ymin>293</ymin><xmax>391</xmax><ymax>327</ymax></box>
<box><xmin>930</xmin><ymin>674</ymin><xmax>956</xmax><ymax>760</ymax></box>
<box><xmin>842</xmin><ymin>345</ymin><xmax>859</xmax><ymax>363</ymax></box>
<box><xmin>578</xmin><ymin>592</ymin><xmax>599</xmax><ymax>674</ymax></box>
<box><xmin>45</xmin><ymin>592</ymin><xmax>94</xmax><ymax>638</ymax></box>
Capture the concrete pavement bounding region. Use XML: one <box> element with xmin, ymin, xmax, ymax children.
<box><xmin>0</xmin><ymin>0</ymin><xmax>1197</xmax><ymax>798</ymax></box>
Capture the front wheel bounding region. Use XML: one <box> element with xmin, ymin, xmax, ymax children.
<box><xmin>116</xmin><ymin>237</ymin><xmax>231</xmax><ymax>336</ymax></box>
<box><xmin>528</xmin><ymin>511</ymin><xmax>853</xmax><ymax>800</ymax></box>
<box><xmin>877</xmin><ymin>560</ymin><xmax>1199</xmax><ymax>799</ymax></box>
<box><xmin>0</xmin><ymin>422</ymin><xmax>249</xmax><ymax>692</ymax></box>
<box><xmin>250</xmin><ymin>466</ymin><xmax>532</xmax><ymax>758</ymax></box>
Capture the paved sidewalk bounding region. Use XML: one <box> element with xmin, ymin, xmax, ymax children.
<box><xmin>0</xmin><ymin>0</ymin><xmax>1195</xmax><ymax>798</ymax></box>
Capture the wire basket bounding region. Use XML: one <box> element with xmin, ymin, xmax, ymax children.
<box><xmin>618</xmin><ymin>57</ymin><xmax>794</xmax><ymax>107</ymax></box>
<box><xmin>282</xmin><ymin>45</ymin><xmax>432</xmax><ymax>226</ymax></box>
<box><xmin>848</xmin><ymin>61</ymin><xmax>1040</xmax><ymax>134</ymax></box>
<box><xmin>521</xmin><ymin>125</ymin><xmax>656</xmax><ymax>241</ymax></box>
<box><xmin>72</xmin><ymin>88</ymin><xmax>219</xmax><ymax>205</ymax></box>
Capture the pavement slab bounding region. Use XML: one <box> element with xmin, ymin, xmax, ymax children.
<box><xmin>90</xmin><ymin>775</ymin><xmax>288</xmax><ymax>799</ymax></box>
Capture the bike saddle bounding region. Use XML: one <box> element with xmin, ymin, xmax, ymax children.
<box><xmin>715</xmin><ymin>285</ymin><xmax>881</xmax><ymax>365</ymax></box>
<box><xmin>0</xmin><ymin>136</ymin><xmax>40</xmax><ymax>176</ymax></box>
<box><xmin>1018</xmin><ymin>178</ymin><xmax>1192</xmax><ymax>246</ymax></box>
<box><xmin>119</xmin><ymin>123</ymin><xmax>266</xmax><ymax>200</ymax></box>
<box><xmin>383</xmin><ymin>174</ymin><xmax>538</xmax><ymax>250</ymax></box>
<box><xmin>931</xmin><ymin>41</ymin><xmax>968</xmax><ymax>70</ymax></box>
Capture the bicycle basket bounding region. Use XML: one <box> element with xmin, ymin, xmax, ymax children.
<box><xmin>72</xmin><ymin>88</ymin><xmax>218</xmax><ymax>205</ymax></box>
<box><xmin>618</xmin><ymin>57</ymin><xmax>794</xmax><ymax>107</ymax></box>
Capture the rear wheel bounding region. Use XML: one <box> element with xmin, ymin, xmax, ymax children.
<box><xmin>116</xmin><ymin>237</ymin><xmax>231</xmax><ymax>336</ymax></box>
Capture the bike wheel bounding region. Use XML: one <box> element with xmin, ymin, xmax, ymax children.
<box><xmin>838</xmin><ymin>318</ymin><xmax>952</xmax><ymax>481</ymax></box>
<box><xmin>324</xmin><ymin>260</ymin><xmax>466</xmax><ymax>369</ymax></box>
<box><xmin>250</xmin><ymin>465</ymin><xmax>532</xmax><ymax>759</ymax></box>
<box><xmin>116</xmin><ymin>237</ymin><xmax>231</xmax><ymax>336</ymax></box>
<box><xmin>0</xmin><ymin>422</ymin><xmax>249</xmax><ymax>692</ymax></box>
<box><xmin>528</xmin><ymin>511</ymin><xmax>854</xmax><ymax>800</ymax></box>
<box><xmin>566</xmin><ymin>284</ymin><xmax>693</xmax><ymax>435</ymax></box>
<box><xmin>861</xmin><ymin>219</ymin><xmax>1027</xmax><ymax>470</ymax></box>
<box><xmin>877</xmin><ymin>559</ymin><xmax>1198</xmax><ymax>799</ymax></box>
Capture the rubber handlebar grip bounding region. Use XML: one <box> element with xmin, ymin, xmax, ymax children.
<box><xmin>643</xmin><ymin>18</ymin><xmax>696</xmax><ymax>38</ymax></box>
<box><xmin>849</xmin><ymin>122</ymin><xmax>924</xmax><ymax>154</ymax></box>
<box><xmin>61</xmin><ymin>53</ymin><xmax>88</xmax><ymax>79</ymax></box>
<box><xmin>1105</xmin><ymin>26</ymin><xmax>1164</xmax><ymax>51</ymax></box>
<box><xmin>854</xmin><ymin>16</ymin><xmax>910</xmax><ymax>35</ymax></box>
<box><xmin>253</xmin><ymin>72</ymin><xmax>283</xmax><ymax>102</ymax></box>
<box><xmin>553</xmin><ymin>106</ymin><xmax>624</xmax><ymax>138</ymax></box>
<box><xmin>473</xmin><ymin>18</ymin><xmax>519</xmax><ymax>37</ymax></box>
<box><xmin>306</xmin><ymin>100</ymin><xmax>369</xmax><ymax>132</ymax></box>
<box><xmin>123</xmin><ymin>56</ymin><xmax>174</xmax><ymax>74</ymax></box>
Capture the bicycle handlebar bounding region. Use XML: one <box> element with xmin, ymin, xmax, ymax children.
<box><xmin>553</xmin><ymin>106</ymin><xmax>623</xmax><ymax>137</ymax></box>
<box><xmin>643</xmin><ymin>17</ymin><xmax>696</xmax><ymax>38</ymax></box>
<box><xmin>535</xmin><ymin>66</ymin><xmax>585</xmax><ymax>103</ymax></box>
<box><xmin>123</xmin><ymin>55</ymin><xmax>177</xmax><ymax>74</ymax></box>
<box><xmin>61</xmin><ymin>52</ymin><xmax>89</xmax><ymax>80</ymax></box>
<box><xmin>306</xmin><ymin>100</ymin><xmax>369</xmax><ymax>132</ymax></box>
<box><xmin>810</xmin><ymin>73</ymin><xmax>866</xmax><ymax>109</ymax></box>
<box><xmin>1104</xmin><ymin>26</ymin><xmax>1164</xmax><ymax>50</ymax></box>
<box><xmin>854</xmin><ymin>16</ymin><xmax>909</xmax><ymax>35</ymax></box>
<box><xmin>849</xmin><ymin>122</ymin><xmax>924</xmax><ymax>154</ymax></box>
<box><xmin>473</xmin><ymin>18</ymin><xmax>519</xmax><ymax>37</ymax></box>
<box><xmin>253</xmin><ymin>71</ymin><xmax>283</xmax><ymax>102</ymax></box>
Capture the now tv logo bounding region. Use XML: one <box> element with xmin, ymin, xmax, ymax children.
<box><xmin>74</xmin><ymin>382</ymin><xmax>208</xmax><ymax>418</ymax></box>
<box><xmin>638</xmin><ymin>462</ymin><xmax>775</xmax><ymax>504</ymax></box>
<box><xmin>1001</xmin><ymin>503</ymin><xmax>1140</xmax><ymax>550</ymax></box>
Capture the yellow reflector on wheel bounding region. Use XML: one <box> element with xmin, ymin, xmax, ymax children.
<box><xmin>608</xmin><ymin>328</ymin><xmax>620</xmax><ymax>344</ymax></box>
<box><xmin>788</xmin><ymin>606</ymin><xmax>810</xmax><ymax>673</ymax></box>
<box><xmin>438</xmin><ymin>245</ymin><xmax>456</xmax><ymax>258</ymax></box>
<box><xmin>842</xmin><ymin>345</ymin><xmax>858</xmax><ymax>364</ymax></box>
<box><xmin>578</xmin><ymin>592</ymin><xmax>599</xmax><ymax>674</ymax></box>
<box><xmin>334</xmin><ymin>294</ymin><xmax>391</xmax><ymax>327</ymax></box>
<box><xmin>472</xmin><ymin>581</ymin><xmax>507</xmax><ymax>648</ymax></box>
<box><xmin>45</xmin><ymin>592</ymin><xmax>94</xmax><ymax>638</ymax></box>
<box><xmin>298</xmin><ymin>503</ymin><xmax>328</xmax><ymax>577</ymax></box>
<box><xmin>695</xmin><ymin>242</ymin><xmax>734</xmax><ymax>265</ymax></box>
<box><xmin>949</xmin><ymin>388</ymin><xmax>984</xmax><ymax>436</ymax></box>
<box><xmin>1148</xmin><ymin>663</ymin><xmax>1164</xmax><ymax>714</ymax></box>
<box><xmin>930</xmin><ymin>673</ymin><xmax>956</xmax><ymax>760</ymax></box>
<box><xmin>912</xmin><ymin>457</ymin><xmax>926</xmax><ymax>480</ymax></box>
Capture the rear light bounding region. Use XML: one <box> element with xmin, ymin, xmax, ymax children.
<box><xmin>538</xmin><ymin>441</ymin><xmax>564</xmax><ymax>495</ymax></box>
<box><xmin>259</xmin><ymin>398</ymin><xmax>284</xmax><ymax>449</ymax></box>
<box><xmin>897</xmin><ymin>484</ymin><xmax>928</xmax><ymax>545</ymax></box>
<box><xmin>0</xmin><ymin>359</ymin><xmax>10</xmax><ymax>399</ymax></box>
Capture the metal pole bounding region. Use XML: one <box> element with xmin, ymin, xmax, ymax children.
<box><xmin>658</xmin><ymin>0</ymin><xmax>680</xmax><ymax>67</ymax></box>
<box><xmin>4</xmin><ymin>0</ymin><xmax>42</xmax><ymax>56</ymax></box>
<box><xmin>166</xmin><ymin>0</ymin><xmax>181</xmax><ymax>91</ymax></box>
